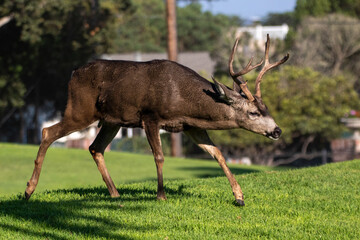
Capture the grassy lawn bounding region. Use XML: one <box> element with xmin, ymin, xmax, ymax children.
<box><xmin>0</xmin><ymin>143</ymin><xmax>273</xmax><ymax>196</ymax></box>
<box><xmin>0</xmin><ymin>143</ymin><xmax>359</xmax><ymax>239</ymax></box>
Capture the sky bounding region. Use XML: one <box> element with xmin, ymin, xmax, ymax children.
<box><xmin>178</xmin><ymin>0</ymin><xmax>297</xmax><ymax>21</ymax></box>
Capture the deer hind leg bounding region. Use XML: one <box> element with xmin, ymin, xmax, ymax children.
<box><xmin>89</xmin><ymin>124</ymin><xmax>120</xmax><ymax>198</ymax></box>
<box><xmin>25</xmin><ymin>118</ymin><xmax>94</xmax><ymax>200</ymax></box>
<box><xmin>184</xmin><ymin>128</ymin><xmax>245</xmax><ymax>206</ymax></box>
<box><xmin>144</xmin><ymin>123</ymin><xmax>166</xmax><ymax>200</ymax></box>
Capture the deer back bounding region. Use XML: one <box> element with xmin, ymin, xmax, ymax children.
<box><xmin>71</xmin><ymin>59</ymin><xmax>235</xmax><ymax>131</ymax></box>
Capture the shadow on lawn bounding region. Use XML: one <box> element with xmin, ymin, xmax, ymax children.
<box><xmin>54</xmin><ymin>184</ymin><xmax>191</xmax><ymax>201</ymax></box>
<box><xmin>0</xmin><ymin>185</ymin><xmax>189</xmax><ymax>240</ymax></box>
<box><xmin>178</xmin><ymin>165</ymin><xmax>260</xmax><ymax>178</ymax></box>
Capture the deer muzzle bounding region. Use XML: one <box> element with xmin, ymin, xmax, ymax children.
<box><xmin>267</xmin><ymin>126</ymin><xmax>282</xmax><ymax>140</ymax></box>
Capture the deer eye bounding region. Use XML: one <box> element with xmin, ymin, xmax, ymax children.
<box><xmin>248</xmin><ymin>111</ymin><xmax>261</xmax><ymax>118</ymax></box>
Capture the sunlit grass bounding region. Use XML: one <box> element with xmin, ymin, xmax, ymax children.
<box><xmin>0</xmin><ymin>143</ymin><xmax>359</xmax><ymax>239</ymax></box>
<box><xmin>0</xmin><ymin>143</ymin><xmax>274</xmax><ymax>196</ymax></box>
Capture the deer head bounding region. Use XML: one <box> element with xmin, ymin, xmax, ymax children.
<box><xmin>213</xmin><ymin>34</ymin><xmax>289</xmax><ymax>140</ymax></box>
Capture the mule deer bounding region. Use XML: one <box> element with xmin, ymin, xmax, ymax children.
<box><xmin>25</xmin><ymin>34</ymin><xmax>289</xmax><ymax>206</ymax></box>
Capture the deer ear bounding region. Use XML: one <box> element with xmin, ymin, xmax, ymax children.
<box><xmin>212</xmin><ymin>76</ymin><xmax>235</xmax><ymax>105</ymax></box>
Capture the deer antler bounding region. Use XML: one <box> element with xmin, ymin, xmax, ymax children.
<box><xmin>229</xmin><ymin>38</ymin><xmax>263</xmax><ymax>102</ymax></box>
<box><xmin>255</xmin><ymin>34</ymin><xmax>289</xmax><ymax>98</ymax></box>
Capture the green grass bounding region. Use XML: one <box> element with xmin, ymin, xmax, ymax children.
<box><xmin>0</xmin><ymin>143</ymin><xmax>359</xmax><ymax>239</ymax></box>
<box><xmin>0</xmin><ymin>143</ymin><xmax>273</xmax><ymax>196</ymax></box>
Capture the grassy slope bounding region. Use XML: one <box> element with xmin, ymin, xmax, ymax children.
<box><xmin>0</xmin><ymin>143</ymin><xmax>273</xmax><ymax>196</ymax></box>
<box><xmin>0</xmin><ymin>143</ymin><xmax>359</xmax><ymax>239</ymax></box>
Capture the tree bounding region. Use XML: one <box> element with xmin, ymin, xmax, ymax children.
<box><xmin>0</xmin><ymin>19</ymin><xmax>26</xmax><ymax>116</ymax></box>
<box><xmin>291</xmin><ymin>14</ymin><xmax>360</xmax><ymax>75</ymax></box>
<box><xmin>262</xmin><ymin>12</ymin><xmax>295</xmax><ymax>26</ymax></box>
<box><xmin>113</xmin><ymin>1</ymin><xmax>242</xmax><ymax>53</ymax></box>
<box><xmin>115</xmin><ymin>0</ymin><xmax>166</xmax><ymax>52</ymax></box>
<box><xmin>209</xmin><ymin>66</ymin><xmax>359</xmax><ymax>165</ymax></box>
<box><xmin>210</xmin><ymin>29</ymin><xmax>255</xmax><ymax>75</ymax></box>
<box><xmin>177</xmin><ymin>3</ymin><xmax>241</xmax><ymax>52</ymax></box>
<box><xmin>295</xmin><ymin>0</ymin><xmax>360</xmax><ymax>21</ymax></box>
<box><xmin>0</xmin><ymin>0</ymin><xmax>124</xmax><ymax>142</ymax></box>
<box><xmin>211</xmin><ymin>30</ymin><xmax>286</xmax><ymax>76</ymax></box>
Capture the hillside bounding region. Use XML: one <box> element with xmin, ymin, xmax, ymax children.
<box><xmin>0</xmin><ymin>143</ymin><xmax>359</xmax><ymax>239</ymax></box>
<box><xmin>0</xmin><ymin>143</ymin><xmax>275</xmax><ymax>196</ymax></box>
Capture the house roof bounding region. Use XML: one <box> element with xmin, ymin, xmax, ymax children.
<box><xmin>101</xmin><ymin>52</ymin><xmax>216</xmax><ymax>78</ymax></box>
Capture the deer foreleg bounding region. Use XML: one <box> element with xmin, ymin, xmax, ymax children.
<box><xmin>144</xmin><ymin>123</ymin><xmax>166</xmax><ymax>200</ymax></box>
<box><xmin>185</xmin><ymin>128</ymin><xmax>245</xmax><ymax>206</ymax></box>
<box><xmin>89</xmin><ymin>124</ymin><xmax>120</xmax><ymax>198</ymax></box>
<box><xmin>25</xmin><ymin>127</ymin><xmax>54</xmax><ymax>200</ymax></box>
<box><xmin>25</xmin><ymin>119</ymin><xmax>92</xmax><ymax>200</ymax></box>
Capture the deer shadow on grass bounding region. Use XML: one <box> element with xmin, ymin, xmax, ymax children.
<box><xmin>54</xmin><ymin>183</ymin><xmax>192</xmax><ymax>201</ymax></box>
<box><xmin>0</xmin><ymin>198</ymin><xmax>138</xmax><ymax>240</ymax></box>
<box><xmin>0</xmin><ymin>184</ymin><xmax>191</xmax><ymax>240</ymax></box>
<box><xmin>177</xmin><ymin>165</ymin><xmax>261</xmax><ymax>178</ymax></box>
<box><xmin>0</xmin><ymin>167</ymin><xmax>257</xmax><ymax>239</ymax></box>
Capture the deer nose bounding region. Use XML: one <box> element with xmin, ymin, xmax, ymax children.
<box><xmin>272</xmin><ymin>127</ymin><xmax>282</xmax><ymax>139</ymax></box>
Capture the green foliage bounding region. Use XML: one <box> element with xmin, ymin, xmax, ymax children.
<box><xmin>291</xmin><ymin>2</ymin><xmax>360</xmax><ymax>79</ymax></box>
<box><xmin>0</xmin><ymin>143</ymin><xmax>359</xmax><ymax>239</ymax></box>
<box><xmin>295</xmin><ymin>0</ymin><xmax>360</xmax><ymax>21</ymax></box>
<box><xmin>0</xmin><ymin>66</ymin><xmax>25</xmax><ymax>114</ymax></box>
<box><xmin>113</xmin><ymin>134</ymin><xmax>179</xmax><ymax>156</ymax></box>
<box><xmin>261</xmin><ymin>66</ymin><xmax>359</xmax><ymax>140</ymax></box>
<box><xmin>0</xmin><ymin>0</ymin><xmax>123</xmax><ymax>114</ymax></box>
<box><xmin>115</xmin><ymin>0</ymin><xmax>166</xmax><ymax>52</ymax></box>
<box><xmin>177</xmin><ymin>3</ymin><xmax>241</xmax><ymax>52</ymax></box>
<box><xmin>210</xmin><ymin>66</ymin><xmax>359</xmax><ymax>157</ymax></box>
<box><xmin>295</xmin><ymin>0</ymin><xmax>332</xmax><ymax>18</ymax></box>
<box><xmin>211</xmin><ymin>29</ymin><xmax>260</xmax><ymax>75</ymax></box>
<box><xmin>262</xmin><ymin>12</ymin><xmax>296</xmax><ymax>26</ymax></box>
<box><xmin>114</xmin><ymin>1</ymin><xmax>242</xmax><ymax>53</ymax></box>
<box><xmin>115</xmin><ymin>136</ymin><xmax>153</xmax><ymax>154</ymax></box>
<box><xmin>291</xmin><ymin>14</ymin><xmax>360</xmax><ymax>76</ymax></box>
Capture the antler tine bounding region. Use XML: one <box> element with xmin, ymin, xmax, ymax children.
<box><xmin>255</xmin><ymin>34</ymin><xmax>289</xmax><ymax>98</ymax></box>
<box><xmin>228</xmin><ymin>37</ymin><xmax>263</xmax><ymax>102</ymax></box>
<box><xmin>229</xmin><ymin>38</ymin><xmax>264</xmax><ymax>79</ymax></box>
<box><xmin>229</xmin><ymin>37</ymin><xmax>240</xmax><ymax>77</ymax></box>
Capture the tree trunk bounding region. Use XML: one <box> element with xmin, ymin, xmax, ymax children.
<box><xmin>332</xmin><ymin>57</ymin><xmax>342</xmax><ymax>75</ymax></box>
<box><xmin>166</xmin><ymin>0</ymin><xmax>182</xmax><ymax>157</ymax></box>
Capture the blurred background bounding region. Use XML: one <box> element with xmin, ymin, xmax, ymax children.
<box><xmin>1</xmin><ymin>0</ymin><xmax>360</xmax><ymax>167</ymax></box>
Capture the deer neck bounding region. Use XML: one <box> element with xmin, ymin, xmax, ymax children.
<box><xmin>193</xmin><ymin>99</ymin><xmax>243</xmax><ymax>130</ymax></box>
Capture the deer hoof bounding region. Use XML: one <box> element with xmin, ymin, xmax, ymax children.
<box><xmin>156</xmin><ymin>195</ymin><xmax>167</xmax><ymax>201</ymax></box>
<box><xmin>24</xmin><ymin>190</ymin><xmax>32</xmax><ymax>201</ymax></box>
<box><xmin>110</xmin><ymin>192</ymin><xmax>120</xmax><ymax>198</ymax></box>
<box><xmin>235</xmin><ymin>199</ymin><xmax>245</xmax><ymax>206</ymax></box>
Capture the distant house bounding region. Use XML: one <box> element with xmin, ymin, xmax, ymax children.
<box><xmin>237</xmin><ymin>24</ymin><xmax>289</xmax><ymax>41</ymax></box>
<box><xmin>42</xmin><ymin>120</ymin><xmax>103</xmax><ymax>150</ymax></box>
<box><xmin>42</xmin><ymin>119</ymin><xmax>139</xmax><ymax>150</ymax></box>
<box><xmin>332</xmin><ymin>116</ymin><xmax>360</xmax><ymax>162</ymax></box>
<box><xmin>235</xmin><ymin>24</ymin><xmax>289</xmax><ymax>51</ymax></box>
